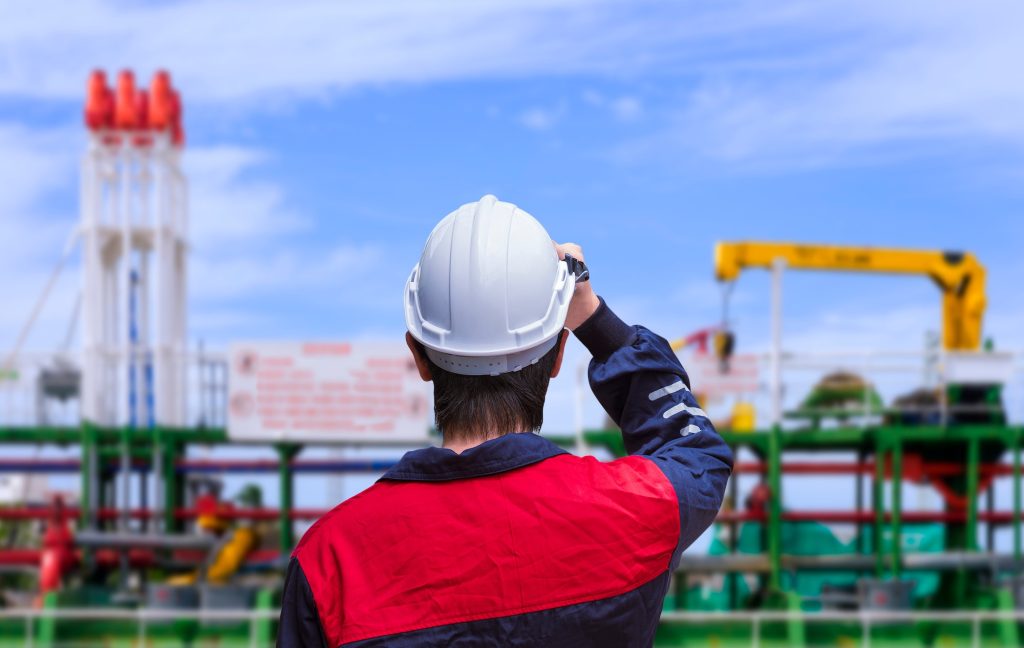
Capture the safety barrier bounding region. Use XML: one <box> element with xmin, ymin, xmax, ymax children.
<box><xmin>0</xmin><ymin>606</ymin><xmax>278</xmax><ymax>648</ymax></box>
<box><xmin>678</xmin><ymin>347</ymin><xmax>1024</xmax><ymax>428</ymax></box>
<box><xmin>0</xmin><ymin>349</ymin><xmax>227</xmax><ymax>429</ymax></box>
<box><xmin>660</xmin><ymin>609</ymin><xmax>1024</xmax><ymax>648</ymax></box>
<box><xmin>2</xmin><ymin>607</ymin><xmax>1024</xmax><ymax>647</ymax></box>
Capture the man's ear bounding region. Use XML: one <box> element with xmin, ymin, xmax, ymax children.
<box><xmin>405</xmin><ymin>332</ymin><xmax>432</xmax><ymax>382</ymax></box>
<box><xmin>549</xmin><ymin>330</ymin><xmax>569</xmax><ymax>378</ymax></box>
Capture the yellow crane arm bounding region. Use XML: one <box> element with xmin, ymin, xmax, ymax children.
<box><xmin>206</xmin><ymin>527</ymin><xmax>258</xmax><ymax>584</ymax></box>
<box><xmin>714</xmin><ymin>241</ymin><xmax>987</xmax><ymax>351</ymax></box>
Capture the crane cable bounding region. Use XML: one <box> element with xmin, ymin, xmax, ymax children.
<box><xmin>1</xmin><ymin>227</ymin><xmax>81</xmax><ymax>373</ymax></box>
<box><xmin>720</xmin><ymin>281</ymin><xmax>734</xmax><ymax>332</ymax></box>
<box><xmin>60</xmin><ymin>294</ymin><xmax>82</xmax><ymax>355</ymax></box>
<box><xmin>716</xmin><ymin>281</ymin><xmax>736</xmax><ymax>371</ymax></box>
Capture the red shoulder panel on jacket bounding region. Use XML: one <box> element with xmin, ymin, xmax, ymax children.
<box><xmin>293</xmin><ymin>454</ymin><xmax>679</xmax><ymax>646</ymax></box>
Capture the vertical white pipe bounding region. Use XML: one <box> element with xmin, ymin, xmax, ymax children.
<box><xmin>139</xmin><ymin>251</ymin><xmax>150</xmax><ymax>426</ymax></box>
<box><xmin>138</xmin><ymin>144</ymin><xmax>151</xmax><ymax>428</ymax></box>
<box><xmin>177</xmin><ymin>159</ymin><xmax>189</xmax><ymax>427</ymax></box>
<box><xmin>79</xmin><ymin>137</ymin><xmax>98</xmax><ymax>532</ymax></box>
<box><xmin>770</xmin><ymin>259</ymin><xmax>785</xmax><ymax>427</ymax></box>
<box><xmin>153</xmin><ymin>145</ymin><xmax>167</xmax><ymax>528</ymax></box>
<box><xmin>106</xmin><ymin>263</ymin><xmax>116</xmax><ymax>423</ymax></box>
<box><xmin>137</xmin><ymin>146</ymin><xmax>151</xmax><ymax>423</ymax></box>
<box><xmin>122</xmin><ymin>144</ymin><xmax>134</xmax><ymax>428</ymax></box>
<box><xmin>173</xmin><ymin>154</ymin><xmax>188</xmax><ymax>426</ymax></box>
<box><xmin>120</xmin><ymin>143</ymin><xmax>133</xmax><ymax>531</ymax></box>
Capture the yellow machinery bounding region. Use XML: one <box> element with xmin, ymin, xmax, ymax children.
<box><xmin>205</xmin><ymin>527</ymin><xmax>259</xmax><ymax>584</ymax></box>
<box><xmin>714</xmin><ymin>242</ymin><xmax>987</xmax><ymax>351</ymax></box>
<box><xmin>167</xmin><ymin>491</ymin><xmax>261</xmax><ymax>586</ymax></box>
<box><xmin>167</xmin><ymin>524</ymin><xmax>260</xmax><ymax>585</ymax></box>
<box><xmin>167</xmin><ymin>527</ymin><xmax>259</xmax><ymax>587</ymax></box>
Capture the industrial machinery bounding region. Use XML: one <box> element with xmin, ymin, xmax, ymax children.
<box><xmin>0</xmin><ymin>69</ymin><xmax>288</xmax><ymax>646</ymax></box>
<box><xmin>714</xmin><ymin>242</ymin><xmax>987</xmax><ymax>351</ymax></box>
<box><xmin>0</xmin><ymin>69</ymin><xmax>430</xmax><ymax>646</ymax></box>
<box><xmin>714</xmin><ymin>240</ymin><xmax>1006</xmax><ymax>421</ymax></box>
<box><xmin>651</xmin><ymin>241</ymin><xmax>1023</xmax><ymax>646</ymax></box>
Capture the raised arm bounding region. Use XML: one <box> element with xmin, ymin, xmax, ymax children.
<box><xmin>578</xmin><ymin>303</ymin><xmax>733</xmax><ymax>556</ymax></box>
<box><xmin>556</xmin><ymin>242</ymin><xmax>734</xmax><ymax>558</ymax></box>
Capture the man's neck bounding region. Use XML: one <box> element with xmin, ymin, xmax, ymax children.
<box><xmin>443</xmin><ymin>429</ymin><xmax>526</xmax><ymax>454</ymax></box>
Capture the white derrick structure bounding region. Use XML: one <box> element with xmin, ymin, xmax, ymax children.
<box><xmin>80</xmin><ymin>70</ymin><xmax>187</xmax><ymax>429</ymax></box>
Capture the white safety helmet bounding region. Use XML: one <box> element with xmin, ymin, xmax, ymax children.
<box><xmin>404</xmin><ymin>195</ymin><xmax>575</xmax><ymax>376</ymax></box>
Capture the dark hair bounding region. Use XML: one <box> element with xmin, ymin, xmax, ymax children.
<box><xmin>420</xmin><ymin>332</ymin><xmax>564</xmax><ymax>444</ymax></box>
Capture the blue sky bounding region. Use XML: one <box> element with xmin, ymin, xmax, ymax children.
<box><xmin>2</xmin><ymin>1</ymin><xmax>1022</xmax><ymax>354</ymax></box>
<box><xmin>1</xmin><ymin>1</ymin><xmax>1023</xmax><ymax>523</ymax></box>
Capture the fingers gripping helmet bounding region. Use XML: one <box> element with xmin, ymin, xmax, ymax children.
<box><xmin>404</xmin><ymin>195</ymin><xmax>574</xmax><ymax>376</ymax></box>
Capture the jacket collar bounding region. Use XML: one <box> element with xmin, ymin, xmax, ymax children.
<box><xmin>380</xmin><ymin>432</ymin><xmax>567</xmax><ymax>482</ymax></box>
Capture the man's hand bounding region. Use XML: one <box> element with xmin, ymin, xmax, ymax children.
<box><xmin>555</xmin><ymin>242</ymin><xmax>601</xmax><ymax>330</ymax></box>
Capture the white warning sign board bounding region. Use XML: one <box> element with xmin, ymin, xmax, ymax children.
<box><xmin>228</xmin><ymin>342</ymin><xmax>432</xmax><ymax>443</ymax></box>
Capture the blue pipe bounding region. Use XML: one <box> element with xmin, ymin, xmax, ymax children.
<box><xmin>0</xmin><ymin>459</ymin><xmax>401</xmax><ymax>474</ymax></box>
<box><xmin>128</xmin><ymin>270</ymin><xmax>139</xmax><ymax>431</ymax></box>
<box><xmin>176</xmin><ymin>459</ymin><xmax>400</xmax><ymax>474</ymax></box>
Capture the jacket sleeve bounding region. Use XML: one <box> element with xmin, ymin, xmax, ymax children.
<box><xmin>278</xmin><ymin>557</ymin><xmax>329</xmax><ymax>648</ymax></box>
<box><xmin>575</xmin><ymin>298</ymin><xmax>734</xmax><ymax>559</ymax></box>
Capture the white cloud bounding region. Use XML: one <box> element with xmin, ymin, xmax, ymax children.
<box><xmin>182</xmin><ymin>145</ymin><xmax>396</xmax><ymax>334</ymax></box>
<box><xmin>3</xmin><ymin>0</ymin><xmax>1022</xmax><ymax>343</ymax></box>
<box><xmin>2</xmin><ymin>1</ymin><xmax>1021</xmax><ymax>168</ymax></box>
<box><xmin>0</xmin><ymin>126</ymin><xmax>74</xmax><ymax>213</ymax></box>
<box><xmin>779</xmin><ymin>304</ymin><xmax>942</xmax><ymax>353</ymax></box>
<box><xmin>187</xmin><ymin>147</ymin><xmax>308</xmax><ymax>247</ymax></box>
<box><xmin>581</xmin><ymin>89</ymin><xmax>604</xmax><ymax>106</ymax></box>
<box><xmin>644</xmin><ymin>1</ymin><xmax>1024</xmax><ymax>167</ymax></box>
<box><xmin>609</xmin><ymin>96</ymin><xmax>642</xmax><ymax>122</ymax></box>
<box><xmin>581</xmin><ymin>90</ymin><xmax>643</xmax><ymax>122</ymax></box>
<box><xmin>0</xmin><ymin>0</ymin><xmax>665</xmax><ymax>103</ymax></box>
<box><xmin>519</xmin><ymin>104</ymin><xmax>565</xmax><ymax>131</ymax></box>
<box><xmin>190</xmin><ymin>243</ymin><xmax>384</xmax><ymax>303</ymax></box>
<box><xmin>0</xmin><ymin>124</ymin><xmax>390</xmax><ymax>346</ymax></box>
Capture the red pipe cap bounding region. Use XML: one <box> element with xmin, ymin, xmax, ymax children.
<box><xmin>170</xmin><ymin>89</ymin><xmax>185</xmax><ymax>147</ymax></box>
<box><xmin>115</xmin><ymin>69</ymin><xmax>139</xmax><ymax>129</ymax></box>
<box><xmin>134</xmin><ymin>89</ymin><xmax>150</xmax><ymax>130</ymax></box>
<box><xmin>149</xmin><ymin>69</ymin><xmax>173</xmax><ymax>129</ymax></box>
<box><xmin>84</xmin><ymin>70</ymin><xmax>113</xmax><ymax>130</ymax></box>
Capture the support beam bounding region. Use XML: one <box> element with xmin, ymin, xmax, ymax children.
<box><xmin>79</xmin><ymin>422</ymin><xmax>97</xmax><ymax>529</ymax></box>
<box><xmin>1015</xmin><ymin>432</ymin><xmax>1022</xmax><ymax>574</ymax></box>
<box><xmin>966</xmin><ymin>436</ymin><xmax>980</xmax><ymax>552</ymax></box>
<box><xmin>162</xmin><ymin>439</ymin><xmax>179</xmax><ymax>534</ymax></box>
<box><xmin>873</xmin><ymin>439</ymin><xmax>886</xmax><ymax>578</ymax></box>
<box><xmin>278</xmin><ymin>444</ymin><xmax>301</xmax><ymax>553</ymax></box>
<box><xmin>855</xmin><ymin>449</ymin><xmax>866</xmax><ymax>570</ymax></box>
<box><xmin>767</xmin><ymin>427</ymin><xmax>783</xmax><ymax>591</ymax></box>
<box><xmin>727</xmin><ymin>459</ymin><xmax>739</xmax><ymax>609</ymax></box>
<box><xmin>891</xmin><ymin>438</ymin><xmax>903</xmax><ymax>579</ymax></box>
